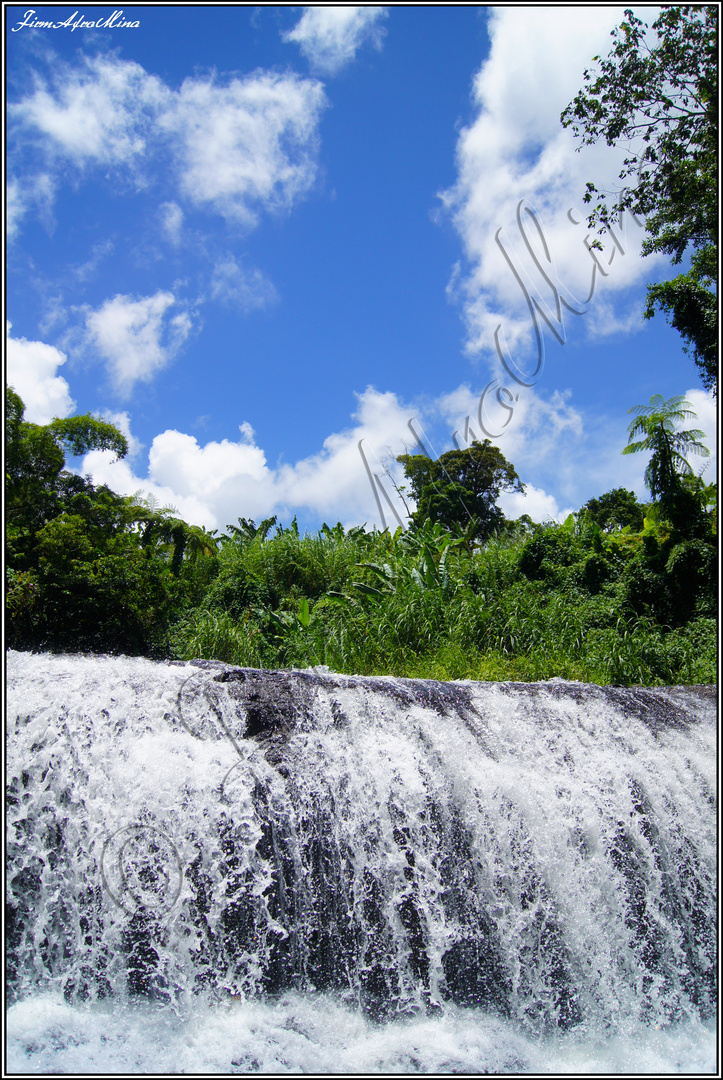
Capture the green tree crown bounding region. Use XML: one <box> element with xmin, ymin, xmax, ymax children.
<box><xmin>397</xmin><ymin>439</ymin><xmax>524</xmax><ymax>540</ymax></box>
<box><xmin>622</xmin><ymin>394</ymin><xmax>710</xmax><ymax>500</ymax></box>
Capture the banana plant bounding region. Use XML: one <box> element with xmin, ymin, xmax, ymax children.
<box><xmin>265</xmin><ymin>596</ymin><xmax>311</xmax><ymax>635</ymax></box>
<box><xmin>352</xmin><ymin>535</ymin><xmax>461</xmax><ymax>601</ymax></box>
<box><xmin>222</xmin><ymin>516</ymin><xmax>277</xmax><ymax>545</ymax></box>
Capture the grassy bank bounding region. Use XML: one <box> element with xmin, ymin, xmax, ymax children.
<box><xmin>167</xmin><ymin>516</ymin><xmax>716</xmax><ymax>685</ymax></box>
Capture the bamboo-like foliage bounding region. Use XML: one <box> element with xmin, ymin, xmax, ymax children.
<box><xmin>168</xmin><ymin>509</ymin><xmax>716</xmax><ymax>685</ymax></box>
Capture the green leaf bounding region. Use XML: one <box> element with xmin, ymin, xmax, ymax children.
<box><xmin>352</xmin><ymin>582</ymin><xmax>384</xmax><ymax>598</ymax></box>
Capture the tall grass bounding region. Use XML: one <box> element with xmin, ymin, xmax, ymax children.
<box><xmin>167</xmin><ymin>519</ymin><xmax>717</xmax><ymax>685</ymax></box>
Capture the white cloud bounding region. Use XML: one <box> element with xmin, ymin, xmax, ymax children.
<box><xmin>283</xmin><ymin>6</ymin><xmax>387</xmax><ymax>75</ymax></box>
<box><xmin>13</xmin><ymin>320</ymin><xmax>712</xmax><ymax>534</ymax></box>
<box><xmin>76</xmin><ymin>383</ymin><xmax>592</xmax><ymax>533</ymax></box>
<box><xmin>82</xmin><ymin>428</ymin><xmax>274</xmax><ymax>533</ymax></box>
<box><xmin>82</xmin><ymin>291</ymin><xmax>194</xmax><ymax>397</ymax></box>
<box><xmin>211</xmin><ymin>254</ymin><xmax>277</xmax><ymax>311</ymax></box>
<box><xmin>6</xmin><ymin>321</ymin><xmax>75</xmax><ymax>424</ymax></box>
<box><xmin>681</xmin><ymin>388</ymin><xmax>717</xmax><ymax>480</ymax></box>
<box><xmin>11</xmin><ymin>55</ymin><xmax>167</xmax><ymax>168</ymax></box>
<box><xmin>6</xmin><ymin>173</ymin><xmax>55</xmax><ymax>241</ymax></box>
<box><xmin>498</xmin><ymin>483</ymin><xmax>575</xmax><ymax>525</ymax></box>
<box><xmin>160</xmin><ymin>71</ymin><xmax>326</xmax><ymax>226</ymax></box>
<box><xmin>79</xmin><ymin>387</ymin><xmax>417</xmax><ymax>532</ymax></box>
<box><xmin>159</xmin><ymin>201</ymin><xmax>184</xmax><ymax>246</ymax></box>
<box><xmin>149</xmin><ymin>429</ymin><xmax>269</xmax><ymax>496</ymax></box>
<box><xmin>12</xmin><ymin>56</ymin><xmax>326</xmax><ymax>229</ymax></box>
<box><xmin>79</xmin><ymin>448</ymin><xmax>216</xmax><ymax>529</ymax></box>
<box><xmin>441</xmin><ymin>7</ymin><xmax>665</xmax><ymax>367</ymax></box>
<box><xmin>584</xmin><ymin>295</ymin><xmax>647</xmax><ymax>339</ymax></box>
<box><xmin>7</xmin><ymin>180</ymin><xmax>26</xmax><ymax>242</ymax></box>
<box><xmin>77</xmin><ymin>375</ymin><xmax>717</xmax><ymax>535</ymax></box>
<box><xmin>434</xmin><ymin>382</ymin><xmax>583</xmax><ymax>477</ymax></box>
<box><xmin>275</xmin><ymin>387</ymin><xmax>414</xmax><ymax>526</ymax></box>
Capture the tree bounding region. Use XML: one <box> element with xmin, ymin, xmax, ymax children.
<box><xmin>623</xmin><ymin>394</ymin><xmax>709</xmax><ymax>497</ymax></box>
<box><xmin>47</xmin><ymin>413</ymin><xmax>129</xmax><ymax>460</ymax></box>
<box><xmin>5</xmin><ymin>390</ymin><xmax>183</xmax><ymax>653</ymax></box>
<box><xmin>29</xmin><ymin>512</ymin><xmax>179</xmax><ymax>654</ymax></box>
<box><xmin>561</xmin><ymin>7</ymin><xmax>717</xmax><ymax>390</ymax></box>
<box><xmin>397</xmin><ymin>439</ymin><xmax>524</xmax><ymax>540</ymax></box>
<box><xmin>643</xmin><ymin>243</ymin><xmax>717</xmax><ymax>393</ymax></box>
<box><xmin>6</xmin><ymin>387</ymin><xmax>129</xmax><ymax>562</ymax></box>
<box><xmin>622</xmin><ymin>394</ymin><xmax>710</xmax><ymax>536</ymax></box>
<box><xmin>6</xmin><ymin>388</ymin><xmax>65</xmax><ymax>551</ymax></box>
<box><xmin>583</xmin><ymin>487</ymin><xmax>644</xmax><ymax>532</ymax></box>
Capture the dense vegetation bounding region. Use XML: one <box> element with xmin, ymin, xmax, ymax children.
<box><xmin>396</xmin><ymin>438</ymin><xmax>523</xmax><ymax>540</ymax></box>
<box><xmin>6</xmin><ymin>388</ymin><xmax>716</xmax><ymax>686</ymax></box>
<box><xmin>562</xmin><ymin>6</ymin><xmax>717</xmax><ymax>392</ymax></box>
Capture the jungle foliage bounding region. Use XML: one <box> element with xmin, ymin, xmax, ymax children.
<box><xmin>396</xmin><ymin>439</ymin><xmax>524</xmax><ymax>541</ymax></box>
<box><xmin>562</xmin><ymin>6</ymin><xmax>718</xmax><ymax>391</ymax></box>
<box><xmin>6</xmin><ymin>388</ymin><xmax>716</xmax><ymax>686</ymax></box>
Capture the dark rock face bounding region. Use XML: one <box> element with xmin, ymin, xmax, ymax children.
<box><xmin>495</xmin><ymin>679</ymin><xmax>713</xmax><ymax>735</ymax></box>
<box><xmin>214</xmin><ymin>666</ymin><xmax>481</xmax><ymax>732</ymax></box>
<box><xmin>215</xmin><ymin>669</ymin><xmax>317</xmax><ymax>739</ymax></box>
<box><xmin>210</xmin><ymin>664</ymin><xmax>716</xmax><ymax>740</ymax></box>
<box><xmin>211</xmin><ymin>666</ymin><xmax>496</xmax><ymax>767</ymax></box>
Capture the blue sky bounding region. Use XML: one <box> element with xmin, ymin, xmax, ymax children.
<box><xmin>6</xmin><ymin>4</ymin><xmax>716</xmax><ymax>534</ymax></box>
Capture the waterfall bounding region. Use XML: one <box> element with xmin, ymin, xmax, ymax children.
<box><xmin>6</xmin><ymin>650</ymin><xmax>717</xmax><ymax>1073</ymax></box>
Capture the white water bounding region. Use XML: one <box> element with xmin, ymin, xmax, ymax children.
<box><xmin>7</xmin><ymin>651</ymin><xmax>717</xmax><ymax>1074</ymax></box>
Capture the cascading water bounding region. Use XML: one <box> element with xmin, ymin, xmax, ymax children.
<box><xmin>7</xmin><ymin>650</ymin><xmax>717</xmax><ymax>1074</ymax></box>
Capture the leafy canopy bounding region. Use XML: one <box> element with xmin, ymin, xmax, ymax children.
<box><xmin>6</xmin><ymin>387</ymin><xmax>129</xmax><ymax>548</ymax></box>
<box><xmin>622</xmin><ymin>394</ymin><xmax>710</xmax><ymax>500</ymax></box>
<box><xmin>6</xmin><ymin>387</ymin><xmax>128</xmax><ymax>478</ymax></box>
<box><xmin>561</xmin><ymin>7</ymin><xmax>717</xmax><ymax>390</ymax></box>
<box><xmin>397</xmin><ymin>439</ymin><xmax>524</xmax><ymax>540</ymax></box>
<box><xmin>583</xmin><ymin>487</ymin><xmax>644</xmax><ymax>532</ymax></box>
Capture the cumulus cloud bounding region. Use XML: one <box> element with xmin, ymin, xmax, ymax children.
<box><xmin>498</xmin><ymin>483</ymin><xmax>575</xmax><ymax>525</ymax></box>
<box><xmin>79</xmin><ymin>387</ymin><xmax>417</xmax><ymax>532</ymax></box>
<box><xmin>441</xmin><ymin>7</ymin><xmax>664</xmax><ymax>367</ymax></box>
<box><xmin>149</xmin><ymin>428</ymin><xmax>269</xmax><ymax>496</ymax></box>
<box><xmin>6</xmin><ymin>321</ymin><xmax>75</xmax><ymax>423</ymax></box>
<box><xmin>283</xmin><ymin>6</ymin><xmax>387</xmax><ymax>75</ymax></box>
<box><xmin>77</xmin><ymin>383</ymin><xmax>592</xmax><ymax>533</ymax></box>
<box><xmin>13</xmin><ymin>319</ymin><xmax>712</xmax><ymax>533</ymax></box>
<box><xmin>434</xmin><ymin>382</ymin><xmax>583</xmax><ymax>478</ymax></box>
<box><xmin>11</xmin><ymin>55</ymin><xmax>166</xmax><ymax>169</ymax></box>
<box><xmin>11</xmin><ymin>55</ymin><xmax>326</xmax><ymax>230</ymax></box>
<box><xmin>82</xmin><ymin>291</ymin><xmax>194</xmax><ymax>397</ymax></box>
<box><xmin>160</xmin><ymin>71</ymin><xmax>326</xmax><ymax>226</ymax></box>
<box><xmin>78</xmin><ymin>376</ymin><xmax>719</xmax><ymax>536</ymax></box>
<box><xmin>81</xmin><ymin>420</ymin><xmax>277</xmax><ymax>533</ymax></box>
<box><xmin>79</xmin><ymin>448</ymin><xmax>217</xmax><ymax>529</ymax></box>
<box><xmin>211</xmin><ymin>254</ymin><xmax>278</xmax><ymax>311</ymax></box>
<box><xmin>275</xmin><ymin>387</ymin><xmax>415</xmax><ymax>526</ymax></box>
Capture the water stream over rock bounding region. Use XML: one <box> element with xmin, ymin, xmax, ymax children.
<box><xmin>6</xmin><ymin>651</ymin><xmax>717</xmax><ymax>1073</ymax></box>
